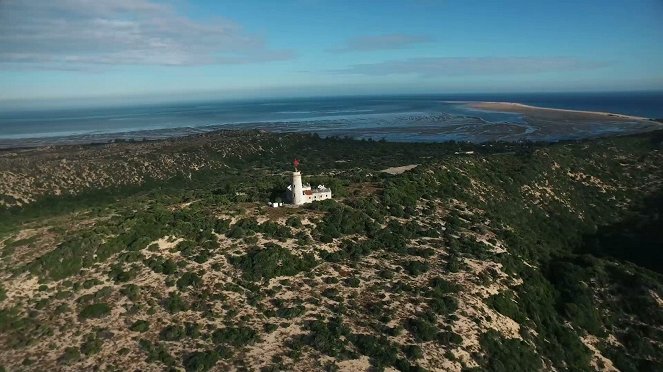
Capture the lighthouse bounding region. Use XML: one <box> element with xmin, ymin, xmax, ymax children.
<box><xmin>291</xmin><ymin>170</ymin><xmax>305</xmax><ymax>205</ymax></box>
<box><xmin>286</xmin><ymin>159</ymin><xmax>332</xmax><ymax>205</ymax></box>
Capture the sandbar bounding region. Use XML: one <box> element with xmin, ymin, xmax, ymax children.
<box><xmin>466</xmin><ymin>101</ymin><xmax>652</xmax><ymax>122</ymax></box>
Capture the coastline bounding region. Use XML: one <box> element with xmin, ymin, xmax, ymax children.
<box><xmin>465</xmin><ymin>101</ymin><xmax>654</xmax><ymax>122</ymax></box>
<box><xmin>2</xmin><ymin>100</ymin><xmax>662</xmax><ymax>150</ymax></box>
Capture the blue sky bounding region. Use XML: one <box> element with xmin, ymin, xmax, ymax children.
<box><xmin>0</xmin><ymin>0</ymin><xmax>662</xmax><ymax>106</ymax></box>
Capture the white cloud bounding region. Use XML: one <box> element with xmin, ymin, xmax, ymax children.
<box><xmin>0</xmin><ymin>0</ymin><xmax>294</xmax><ymax>69</ymax></box>
<box><xmin>332</xmin><ymin>57</ymin><xmax>608</xmax><ymax>76</ymax></box>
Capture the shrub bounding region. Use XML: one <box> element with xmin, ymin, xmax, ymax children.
<box><xmin>79</xmin><ymin>303</ymin><xmax>111</xmax><ymax>319</ymax></box>
<box><xmin>230</xmin><ymin>243</ymin><xmax>316</xmax><ymax>281</ymax></box>
<box><xmin>406</xmin><ymin>318</ymin><xmax>438</xmax><ymax>342</ymax></box>
<box><xmin>59</xmin><ymin>347</ymin><xmax>80</xmax><ymax>365</ymax></box>
<box><xmin>486</xmin><ymin>291</ymin><xmax>524</xmax><ymax>322</ymax></box>
<box><xmin>322</xmin><ymin>288</ymin><xmax>340</xmax><ymax>299</ymax></box>
<box><xmin>130</xmin><ymin>320</ymin><xmax>150</xmax><ymax>332</ymax></box>
<box><xmin>177</xmin><ymin>272</ymin><xmax>202</xmax><ymax>290</ymax></box>
<box><xmin>82</xmin><ymin>279</ymin><xmax>101</xmax><ymax>289</ymax></box>
<box><xmin>264</xmin><ymin>323</ymin><xmax>278</xmax><ymax>333</ymax></box>
<box><xmin>286</xmin><ymin>216</ymin><xmax>302</xmax><ymax>228</ymax></box>
<box><xmin>296</xmin><ymin>317</ymin><xmax>350</xmax><ymax>357</ymax></box>
<box><xmin>138</xmin><ymin>339</ymin><xmax>175</xmax><ymax>366</ymax></box>
<box><xmin>478</xmin><ymin>330</ymin><xmax>542</xmax><ymax>371</ymax></box>
<box><xmin>80</xmin><ymin>334</ymin><xmax>102</xmax><ymax>355</ymax></box>
<box><xmin>163</xmin><ymin>292</ymin><xmax>187</xmax><ymax>313</ymax></box>
<box><xmin>344</xmin><ymin>277</ymin><xmax>361</xmax><ymax>288</ymax></box>
<box><xmin>349</xmin><ymin>333</ymin><xmax>400</xmax><ymax>368</ymax></box>
<box><xmin>185</xmin><ymin>322</ymin><xmax>201</xmax><ymax>338</ymax></box>
<box><xmin>120</xmin><ymin>284</ymin><xmax>140</xmax><ymax>301</ymax></box>
<box><xmin>403</xmin><ymin>344</ymin><xmax>423</xmax><ymax>360</ymax></box>
<box><xmin>401</xmin><ymin>260</ymin><xmax>429</xmax><ymax>276</ymax></box>
<box><xmin>429</xmin><ymin>296</ymin><xmax>458</xmax><ymax>315</ymax></box>
<box><xmin>183</xmin><ymin>350</ymin><xmax>219</xmax><ymax>372</ymax></box>
<box><xmin>437</xmin><ymin>331</ymin><xmax>462</xmax><ymax>346</ymax></box>
<box><xmin>211</xmin><ymin>326</ymin><xmax>258</xmax><ymax>346</ymax></box>
<box><xmin>160</xmin><ymin>325</ymin><xmax>185</xmax><ymax>341</ymax></box>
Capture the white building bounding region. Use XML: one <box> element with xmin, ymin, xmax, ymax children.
<box><xmin>286</xmin><ymin>170</ymin><xmax>332</xmax><ymax>205</ymax></box>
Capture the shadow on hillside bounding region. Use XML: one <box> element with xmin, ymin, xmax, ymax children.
<box><xmin>578</xmin><ymin>190</ymin><xmax>663</xmax><ymax>273</ymax></box>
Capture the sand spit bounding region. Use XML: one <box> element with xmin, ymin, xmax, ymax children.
<box><xmin>466</xmin><ymin>101</ymin><xmax>653</xmax><ymax>122</ymax></box>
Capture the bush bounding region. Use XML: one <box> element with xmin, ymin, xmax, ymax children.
<box><xmin>295</xmin><ymin>317</ymin><xmax>350</xmax><ymax>357</ymax></box>
<box><xmin>264</xmin><ymin>323</ymin><xmax>278</xmax><ymax>333</ymax></box>
<box><xmin>437</xmin><ymin>331</ymin><xmax>462</xmax><ymax>345</ymax></box>
<box><xmin>160</xmin><ymin>325</ymin><xmax>185</xmax><ymax>341</ymax></box>
<box><xmin>478</xmin><ymin>330</ymin><xmax>542</xmax><ymax>371</ymax></box>
<box><xmin>80</xmin><ymin>334</ymin><xmax>102</xmax><ymax>355</ymax></box>
<box><xmin>429</xmin><ymin>296</ymin><xmax>458</xmax><ymax>315</ymax></box>
<box><xmin>406</xmin><ymin>318</ymin><xmax>438</xmax><ymax>342</ymax></box>
<box><xmin>286</xmin><ymin>216</ymin><xmax>302</xmax><ymax>228</ymax></box>
<box><xmin>120</xmin><ymin>284</ymin><xmax>140</xmax><ymax>301</ymax></box>
<box><xmin>344</xmin><ymin>277</ymin><xmax>360</xmax><ymax>288</ymax></box>
<box><xmin>185</xmin><ymin>322</ymin><xmax>201</xmax><ymax>338</ymax></box>
<box><xmin>138</xmin><ymin>339</ymin><xmax>175</xmax><ymax>366</ymax></box>
<box><xmin>211</xmin><ymin>326</ymin><xmax>258</xmax><ymax>346</ymax></box>
<box><xmin>130</xmin><ymin>320</ymin><xmax>150</xmax><ymax>332</ymax></box>
<box><xmin>59</xmin><ymin>347</ymin><xmax>80</xmax><ymax>365</ymax></box>
<box><xmin>183</xmin><ymin>350</ymin><xmax>219</xmax><ymax>372</ymax></box>
<box><xmin>79</xmin><ymin>303</ymin><xmax>111</xmax><ymax>319</ymax></box>
<box><xmin>401</xmin><ymin>260</ymin><xmax>429</xmax><ymax>276</ymax></box>
<box><xmin>403</xmin><ymin>344</ymin><xmax>423</xmax><ymax>360</ymax></box>
<box><xmin>163</xmin><ymin>292</ymin><xmax>187</xmax><ymax>313</ymax></box>
<box><xmin>230</xmin><ymin>243</ymin><xmax>316</xmax><ymax>281</ymax></box>
<box><xmin>349</xmin><ymin>333</ymin><xmax>400</xmax><ymax>368</ymax></box>
<box><xmin>486</xmin><ymin>291</ymin><xmax>524</xmax><ymax>322</ymax></box>
<box><xmin>177</xmin><ymin>272</ymin><xmax>202</xmax><ymax>290</ymax></box>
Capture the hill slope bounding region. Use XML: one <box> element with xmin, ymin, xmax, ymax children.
<box><xmin>1</xmin><ymin>131</ymin><xmax>662</xmax><ymax>371</ymax></box>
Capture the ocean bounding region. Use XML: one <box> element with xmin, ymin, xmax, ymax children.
<box><xmin>0</xmin><ymin>92</ymin><xmax>662</xmax><ymax>147</ymax></box>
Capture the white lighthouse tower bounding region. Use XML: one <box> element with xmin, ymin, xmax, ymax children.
<box><xmin>291</xmin><ymin>170</ymin><xmax>305</xmax><ymax>205</ymax></box>
<box><xmin>286</xmin><ymin>158</ymin><xmax>332</xmax><ymax>205</ymax></box>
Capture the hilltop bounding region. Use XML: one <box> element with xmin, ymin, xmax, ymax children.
<box><xmin>0</xmin><ymin>130</ymin><xmax>662</xmax><ymax>371</ymax></box>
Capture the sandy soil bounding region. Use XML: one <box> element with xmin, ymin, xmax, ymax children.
<box><xmin>381</xmin><ymin>164</ymin><xmax>419</xmax><ymax>175</ymax></box>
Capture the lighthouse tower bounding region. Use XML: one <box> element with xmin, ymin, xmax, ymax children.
<box><xmin>285</xmin><ymin>158</ymin><xmax>332</xmax><ymax>205</ymax></box>
<box><xmin>291</xmin><ymin>158</ymin><xmax>305</xmax><ymax>205</ymax></box>
<box><xmin>291</xmin><ymin>170</ymin><xmax>305</xmax><ymax>205</ymax></box>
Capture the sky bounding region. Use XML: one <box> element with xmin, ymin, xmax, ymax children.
<box><xmin>0</xmin><ymin>0</ymin><xmax>662</xmax><ymax>107</ymax></box>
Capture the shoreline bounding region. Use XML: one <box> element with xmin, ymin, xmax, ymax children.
<box><xmin>1</xmin><ymin>101</ymin><xmax>662</xmax><ymax>151</ymax></box>
<box><xmin>465</xmin><ymin>101</ymin><xmax>654</xmax><ymax>122</ymax></box>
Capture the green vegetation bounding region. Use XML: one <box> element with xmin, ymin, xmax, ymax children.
<box><xmin>476</xmin><ymin>330</ymin><xmax>542</xmax><ymax>371</ymax></box>
<box><xmin>176</xmin><ymin>272</ymin><xmax>202</xmax><ymax>290</ymax></box>
<box><xmin>1</xmin><ymin>130</ymin><xmax>662</xmax><ymax>370</ymax></box>
<box><xmin>211</xmin><ymin>326</ymin><xmax>258</xmax><ymax>347</ymax></box>
<box><xmin>183</xmin><ymin>350</ymin><xmax>219</xmax><ymax>372</ymax></box>
<box><xmin>230</xmin><ymin>243</ymin><xmax>316</xmax><ymax>281</ymax></box>
<box><xmin>78</xmin><ymin>303</ymin><xmax>111</xmax><ymax>319</ymax></box>
<box><xmin>130</xmin><ymin>320</ymin><xmax>150</xmax><ymax>332</ymax></box>
<box><xmin>80</xmin><ymin>333</ymin><xmax>103</xmax><ymax>355</ymax></box>
<box><xmin>139</xmin><ymin>339</ymin><xmax>175</xmax><ymax>367</ymax></box>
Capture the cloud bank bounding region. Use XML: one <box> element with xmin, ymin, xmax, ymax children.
<box><xmin>330</xmin><ymin>34</ymin><xmax>433</xmax><ymax>52</ymax></box>
<box><xmin>0</xmin><ymin>0</ymin><xmax>293</xmax><ymax>69</ymax></box>
<box><xmin>331</xmin><ymin>57</ymin><xmax>607</xmax><ymax>76</ymax></box>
